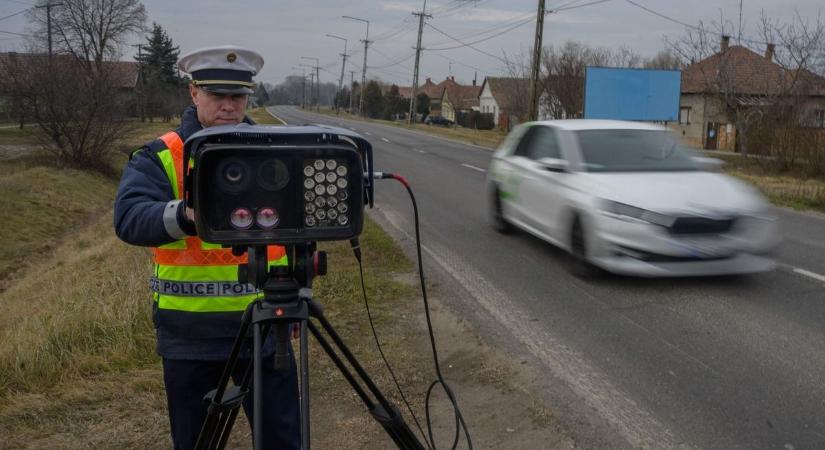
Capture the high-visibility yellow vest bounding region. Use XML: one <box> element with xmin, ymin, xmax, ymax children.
<box><xmin>150</xmin><ymin>131</ymin><xmax>287</xmax><ymax>314</ymax></box>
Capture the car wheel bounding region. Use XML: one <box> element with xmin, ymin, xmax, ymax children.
<box><xmin>491</xmin><ymin>186</ymin><xmax>513</xmax><ymax>234</ymax></box>
<box><xmin>568</xmin><ymin>216</ymin><xmax>601</xmax><ymax>278</ymax></box>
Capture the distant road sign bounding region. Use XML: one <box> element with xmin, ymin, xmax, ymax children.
<box><xmin>584</xmin><ymin>67</ymin><xmax>681</xmax><ymax>122</ymax></box>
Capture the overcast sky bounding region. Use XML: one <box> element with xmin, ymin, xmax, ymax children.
<box><xmin>1</xmin><ymin>0</ymin><xmax>822</xmax><ymax>87</ymax></box>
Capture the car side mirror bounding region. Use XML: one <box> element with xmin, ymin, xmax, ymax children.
<box><xmin>691</xmin><ymin>156</ymin><xmax>724</xmax><ymax>172</ymax></box>
<box><xmin>537</xmin><ymin>157</ymin><xmax>569</xmax><ymax>173</ymax></box>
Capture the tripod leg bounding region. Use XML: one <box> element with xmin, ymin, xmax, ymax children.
<box><xmin>253</xmin><ymin>321</ymin><xmax>263</xmax><ymax>450</ymax></box>
<box><xmin>300</xmin><ymin>320</ymin><xmax>310</xmax><ymax>450</ymax></box>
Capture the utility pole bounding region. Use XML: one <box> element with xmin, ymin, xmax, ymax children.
<box><xmin>36</xmin><ymin>2</ymin><xmax>63</xmax><ymax>59</ymax></box>
<box><xmin>408</xmin><ymin>2</ymin><xmax>431</xmax><ymax>124</ymax></box>
<box><xmin>343</xmin><ymin>16</ymin><xmax>370</xmax><ymax>117</ymax></box>
<box><xmin>301</xmin><ymin>56</ymin><xmax>320</xmax><ymax>112</ymax></box>
<box><xmin>349</xmin><ymin>70</ymin><xmax>355</xmax><ymax>113</ymax></box>
<box><xmin>326</xmin><ymin>34</ymin><xmax>348</xmax><ymax>113</ymax></box>
<box><xmin>132</xmin><ymin>44</ymin><xmax>145</xmax><ymax>121</ymax></box>
<box><xmin>528</xmin><ymin>0</ymin><xmax>545</xmax><ymax>121</ymax></box>
<box><xmin>292</xmin><ymin>66</ymin><xmax>306</xmax><ymax>108</ymax></box>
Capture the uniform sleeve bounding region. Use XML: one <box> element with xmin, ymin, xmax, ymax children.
<box><xmin>113</xmin><ymin>147</ymin><xmax>193</xmax><ymax>247</ymax></box>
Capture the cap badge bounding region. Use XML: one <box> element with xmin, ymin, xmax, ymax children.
<box><xmin>227</xmin><ymin>52</ymin><xmax>237</xmax><ymax>63</ymax></box>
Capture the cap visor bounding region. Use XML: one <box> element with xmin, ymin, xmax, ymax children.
<box><xmin>200</xmin><ymin>84</ymin><xmax>254</xmax><ymax>95</ymax></box>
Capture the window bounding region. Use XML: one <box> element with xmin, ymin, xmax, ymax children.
<box><xmin>526</xmin><ymin>126</ymin><xmax>562</xmax><ymax>160</ymax></box>
<box><xmin>513</xmin><ymin>127</ymin><xmax>537</xmax><ymax>157</ymax></box>
<box><xmin>679</xmin><ymin>107</ymin><xmax>691</xmax><ymax>125</ymax></box>
<box><xmin>576</xmin><ymin>129</ymin><xmax>698</xmax><ymax>172</ymax></box>
<box><xmin>815</xmin><ymin>109</ymin><xmax>825</xmax><ymax>128</ymax></box>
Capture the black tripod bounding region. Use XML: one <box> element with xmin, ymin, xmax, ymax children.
<box><xmin>195</xmin><ymin>243</ymin><xmax>425</xmax><ymax>450</ymax></box>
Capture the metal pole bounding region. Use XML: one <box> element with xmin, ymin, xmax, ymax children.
<box><xmin>36</xmin><ymin>2</ymin><xmax>63</xmax><ymax>60</ymax></box>
<box><xmin>408</xmin><ymin>2</ymin><xmax>431</xmax><ymax>124</ymax></box>
<box><xmin>528</xmin><ymin>0</ymin><xmax>546</xmax><ymax>121</ymax></box>
<box><xmin>343</xmin><ymin>16</ymin><xmax>370</xmax><ymax>117</ymax></box>
<box><xmin>349</xmin><ymin>70</ymin><xmax>355</xmax><ymax>113</ymax></box>
<box><xmin>326</xmin><ymin>34</ymin><xmax>348</xmax><ymax>113</ymax></box>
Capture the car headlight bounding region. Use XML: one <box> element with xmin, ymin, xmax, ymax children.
<box><xmin>600</xmin><ymin>200</ymin><xmax>676</xmax><ymax>227</ymax></box>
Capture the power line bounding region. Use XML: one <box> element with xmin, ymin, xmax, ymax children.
<box><xmin>622</xmin><ymin>0</ymin><xmax>775</xmax><ymax>48</ymax></box>
<box><xmin>0</xmin><ymin>7</ymin><xmax>30</xmax><ymax>21</ymax></box>
<box><xmin>371</xmin><ymin>46</ymin><xmax>414</xmax><ymax>71</ymax></box>
<box><xmin>425</xmin><ymin>22</ymin><xmax>510</xmax><ymax>63</ymax></box>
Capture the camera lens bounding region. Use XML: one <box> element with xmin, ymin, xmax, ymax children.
<box><xmin>258</xmin><ymin>159</ymin><xmax>289</xmax><ymax>191</ymax></box>
<box><xmin>256</xmin><ymin>207</ymin><xmax>280</xmax><ymax>229</ymax></box>
<box><xmin>229</xmin><ymin>207</ymin><xmax>254</xmax><ymax>230</ymax></box>
<box><xmin>216</xmin><ymin>158</ymin><xmax>251</xmax><ymax>194</ymax></box>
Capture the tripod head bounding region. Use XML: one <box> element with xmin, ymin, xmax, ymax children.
<box><xmin>236</xmin><ymin>243</ymin><xmax>327</xmax><ymax>294</ymax></box>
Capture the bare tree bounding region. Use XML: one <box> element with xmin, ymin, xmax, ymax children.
<box><xmin>611</xmin><ymin>45</ymin><xmax>644</xmax><ymax>68</ymax></box>
<box><xmin>541</xmin><ymin>41</ymin><xmax>611</xmax><ymax>119</ymax></box>
<box><xmin>501</xmin><ymin>47</ymin><xmax>534</xmax><ymax>124</ymax></box>
<box><xmin>644</xmin><ymin>49</ymin><xmax>683</xmax><ymax>70</ymax></box>
<box><xmin>28</xmin><ymin>0</ymin><xmax>147</xmax><ymax>68</ymax></box>
<box><xmin>3</xmin><ymin>0</ymin><xmax>147</xmax><ymax>172</ymax></box>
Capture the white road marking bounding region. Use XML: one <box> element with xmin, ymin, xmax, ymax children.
<box><xmin>349</xmin><ymin>127</ymin><xmax>356</xmax><ymax>131</ymax></box>
<box><xmin>461</xmin><ymin>163</ymin><xmax>486</xmax><ymax>173</ymax></box>
<box><xmin>375</xmin><ymin>208</ymin><xmax>688</xmax><ymax>450</ymax></box>
<box><xmin>365</xmin><ymin>131</ymin><xmax>372</xmax><ymax>135</ymax></box>
<box><xmin>791</xmin><ymin>267</ymin><xmax>825</xmax><ymax>284</ymax></box>
<box><xmin>266</xmin><ymin>109</ymin><xmax>287</xmax><ymax>125</ymax></box>
<box><xmin>381</xmin><ymin>137</ymin><xmax>391</xmax><ymax>143</ymax></box>
<box><xmin>412</xmin><ymin>148</ymin><xmax>426</xmax><ymax>153</ymax></box>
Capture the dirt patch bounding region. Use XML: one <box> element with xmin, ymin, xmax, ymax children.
<box><xmin>308</xmin><ymin>272</ymin><xmax>575</xmax><ymax>449</ymax></box>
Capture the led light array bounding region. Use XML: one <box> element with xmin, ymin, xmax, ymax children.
<box><xmin>302</xmin><ymin>158</ymin><xmax>350</xmax><ymax>228</ymax></box>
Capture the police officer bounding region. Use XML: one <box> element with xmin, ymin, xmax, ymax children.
<box><xmin>114</xmin><ymin>46</ymin><xmax>300</xmax><ymax>450</ymax></box>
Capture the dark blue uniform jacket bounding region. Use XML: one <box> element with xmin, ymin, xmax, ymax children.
<box><xmin>114</xmin><ymin>106</ymin><xmax>271</xmax><ymax>359</ymax></box>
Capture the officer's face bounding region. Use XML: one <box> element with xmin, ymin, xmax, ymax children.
<box><xmin>190</xmin><ymin>85</ymin><xmax>248</xmax><ymax>127</ymax></box>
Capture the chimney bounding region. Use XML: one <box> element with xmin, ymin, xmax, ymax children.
<box><xmin>765</xmin><ymin>43</ymin><xmax>775</xmax><ymax>61</ymax></box>
<box><xmin>425</xmin><ymin>77</ymin><xmax>431</xmax><ymax>84</ymax></box>
<box><xmin>720</xmin><ymin>35</ymin><xmax>730</xmax><ymax>53</ymax></box>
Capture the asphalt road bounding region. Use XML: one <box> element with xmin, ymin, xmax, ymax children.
<box><xmin>270</xmin><ymin>106</ymin><xmax>825</xmax><ymax>450</ymax></box>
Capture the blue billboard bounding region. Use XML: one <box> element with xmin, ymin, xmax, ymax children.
<box><xmin>583</xmin><ymin>67</ymin><xmax>681</xmax><ymax>122</ymax></box>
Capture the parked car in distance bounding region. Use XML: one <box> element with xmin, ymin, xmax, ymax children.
<box><xmin>424</xmin><ymin>115</ymin><xmax>452</xmax><ymax>126</ymax></box>
<box><xmin>486</xmin><ymin>120</ymin><xmax>780</xmax><ymax>277</ymax></box>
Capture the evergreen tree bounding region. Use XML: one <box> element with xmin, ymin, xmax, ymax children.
<box><xmin>382</xmin><ymin>84</ymin><xmax>401</xmax><ymax>120</ymax></box>
<box><xmin>363</xmin><ymin>80</ymin><xmax>384</xmax><ymax>119</ymax></box>
<box><xmin>135</xmin><ymin>23</ymin><xmax>185</xmax><ymax>121</ymax></box>
<box><xmin>416</xmin><ymin>92</ymin><xmax>430</xmax><ymax>118</ymax></box>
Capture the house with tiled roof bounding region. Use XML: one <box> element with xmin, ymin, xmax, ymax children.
<box><xmin>676</xmin><ymin>36</ymin><xmax>825</xmax><ymax>150</ymax></box>
<box><xmin>440</xmin><ymin>81</ymin><xmax>481</xmax><ymax>122</ymax></box>
<box><xmin>479</xmin><ymin>77</ymin><xmax>555</xmax><ymax>129</ymax></box>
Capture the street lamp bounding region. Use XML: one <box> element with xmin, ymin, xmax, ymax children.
<box><xmin>326</xmin><ymin>34</ymin><xmax>348</xmax><ymax>114</ymax></box>
<box><xmin>300</xmin><ymin>56</ymin><xmax>320</xmax><ymax>112</ymax></box>
<box><xmin>342</xmin><ymin>15</ymin><xmax>370</xmax><ymax>117</ymax></box>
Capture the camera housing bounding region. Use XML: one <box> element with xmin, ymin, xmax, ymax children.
<box><xmin>183</xmin><ymin>124</ymin><xmax>373</xmax><ymax>246</ymax></box>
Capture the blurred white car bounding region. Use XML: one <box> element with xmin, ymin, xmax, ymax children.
<box><xmin>486</xmin><ymin>120</ymin><xmax>780</xmax><ymax>277</ymax></box>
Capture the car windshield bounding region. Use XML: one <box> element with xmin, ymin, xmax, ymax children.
<box><xmin>575</xmin><ymin>129</ymin><xmax>698</xmax><ymax>172</ymax></box>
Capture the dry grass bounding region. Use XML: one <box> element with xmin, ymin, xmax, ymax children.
<box><xmin>705</xmin><ymin>151</ymin><xmax>825</xmax><ymax>212</ymax></box>
<box><xmin>312</xmin><ymin>107</ymin><xmax>506</xmax><ymax>149</ymax></box>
